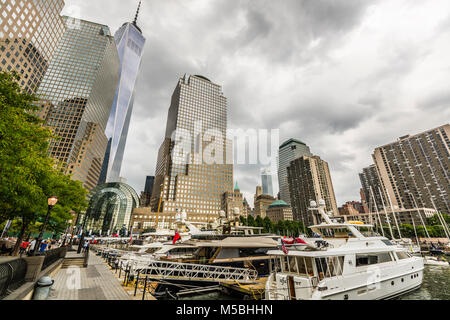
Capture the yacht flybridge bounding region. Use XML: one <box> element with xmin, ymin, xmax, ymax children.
<box><xmin>265</xmin><ymin>200</ymin><xmax>424</xmax><ymax>300</ymax></box>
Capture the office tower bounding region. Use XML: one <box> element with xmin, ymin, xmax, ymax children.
<box><xmin>261</xmin><ymin>168</ymin><xmax>274</xmax><ymax>196</ymax></box>
<box><xmin>99</xmin><ymin>1</ymin><xmax>146</xmax><ymax>183</ymax></box>
<box><xmin>139</xmin><ymin>176</ymin><xmax>155</xmax><ymax>207</ymax></box>
<box><xmin>287</xmin><ymin>155</ymin><xmax>339</xmax><ymax>226</ymax></box>
<box><xmin>37</xmin><ymin>17</ymin><xmax>120</xmax><ymax>191</ymax></box>
<box><xmin>373</xmin><ymin>124</ymin><xmax>450</xmax><ymax>214</ymax></box>
<box><xmin>359</xmin><ymin>164</ymin><xmax>387</xmax><ymax>211</ymax></box>
<box><xmin>150</xmin><ymin>75</ymin><xmax>233</xmax><ymax>223</ymax></box>
<box><xmin>278</xmin><ymin>139</ymin><xmax>312</xmax><ymax>204</ymax></box>
<box><xmin>0</xmin><ymin>0</ymin><xmax>65</xmax><ymax>93</ymax></box>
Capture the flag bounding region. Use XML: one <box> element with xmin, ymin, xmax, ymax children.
<box><xmin>173</xmin><ymin>232</ymin><xmax>181</xmax><ymax>245</ymax></box>
<box><xmin>295</xmin><ymin>237</ymin><xmax>307</xmax><ymax>244</ymax></box>
<box><xmin>282</xmin><ymin>242</ymin><xmax>289</xmax><ymax>255</ymax></box>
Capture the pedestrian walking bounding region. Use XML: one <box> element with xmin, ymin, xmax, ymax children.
<box><xmin>19</xmin><ymin>238</ymin><xmax>30</xmax><ymax>256</ymax></box>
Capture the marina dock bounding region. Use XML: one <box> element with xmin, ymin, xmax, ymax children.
<box><xmin>48</xmin><ymin>251</ymin><xmax>133</xmax><ymax>300</ymax></box>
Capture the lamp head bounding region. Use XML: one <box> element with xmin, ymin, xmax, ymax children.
<box><xmin>48</xmin><ymin>196</ymin><xmax>58</xmax><ymax>207</ymax></box>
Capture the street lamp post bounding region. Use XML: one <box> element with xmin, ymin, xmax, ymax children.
<box><xmin>77</xmin><ymin>211</ymin><xmax>90</xmax><ymax>254</ymax></box>
<box><xmin>32</xmin><ymin>196</ymin><xmax>58</xmax><ymax>256</ymax></box>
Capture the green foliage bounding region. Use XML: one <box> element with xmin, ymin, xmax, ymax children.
<box><xmin>0</xmin><ymin>71</ymin><xmax>87</xmax><ymax>253</ymax></box>
<box><xmin>240</xmin><ymin>214</ymin><xmax>306</xmax><ymax>236</ymax></box>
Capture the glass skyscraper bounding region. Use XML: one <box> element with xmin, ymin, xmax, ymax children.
<box><xmin>150</xmin><ymin>75</ymin><xmax>233</xmax><ymax>224</ymax></box>
<box><xmin>261</xmin><ymin>168</ymin><xmax>274</xmax><ymax>197</ymax></box>
<box><xmin>100</xmin><ymin>3</ymin><xmax>146</xmax><ymax>183</ymax></box>
<box><xmin>0</xmin><ymin>0</ymin><xmax>66</xmax><ymax>93</ymax></box>
<box><xmin>37</xmin><ymin>16</ymin><xmax>120</xmax><ymax>191</ymax></box>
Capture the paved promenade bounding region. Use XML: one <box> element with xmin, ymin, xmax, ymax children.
<box><xmin>49</xmin><ymin>252</ymin><xmax>131</xmax><ymax>300</ymax></box>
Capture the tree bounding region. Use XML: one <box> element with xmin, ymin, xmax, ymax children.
<box><xmin>247</xmin><ymin>215</ymin><xmax>255</xmax><ymax>227</ymax></box>
<box><xmin>255</xmin><ymin>215</ymin><xmax>264</xmax><ymax>228</ymax></box>
<box><xmin>263</xmin><ymin>217</ymin><xmax>273</xmax><ymax>233</ymax></box>
<box><xmin>0</xmin><ymin>71</ymin><xmax>87</xmax><ymax>255</ymax></box>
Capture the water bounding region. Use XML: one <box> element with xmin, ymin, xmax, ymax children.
<box><xmin>399</xmin><ymin>266</ymin><xmax>450</xmax><ymax>300</ymax></box>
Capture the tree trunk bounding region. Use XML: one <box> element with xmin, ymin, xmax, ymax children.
<box><xmin>11</xmin><ymin>217</ymin><xmax>28</xmax><ymax>256</ymax></box>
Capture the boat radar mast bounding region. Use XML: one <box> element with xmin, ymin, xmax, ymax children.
<box><xmin>309</xmin><ymin>199</ymin><xmax>333</xmax><ymax>224</ymax></box>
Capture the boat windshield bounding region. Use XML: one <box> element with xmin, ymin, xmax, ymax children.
<box><xmin>315</xmin><ymin>256</ymin><xmax>345</xmax><ymax>280</ymax></box>
<box><xmin>272</xmin><ymin>256</ymin><xmax>315</xmax><ymax>277</ymax></box>
<box><xmin>314</xmin><ymin>227</ymin><xmax>355</xmax><ymax>239</ymax></box>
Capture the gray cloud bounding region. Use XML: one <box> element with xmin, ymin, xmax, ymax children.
<box><xmin>62</xmin><ymin>0</ymin><xmax>450</xmax><ymax>206</ymax></box>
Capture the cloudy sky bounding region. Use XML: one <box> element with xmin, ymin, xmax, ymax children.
<box><xmin>62</xmin><ymin>0</ymin><xmax>450</xmax><ymax>207</ymax></box>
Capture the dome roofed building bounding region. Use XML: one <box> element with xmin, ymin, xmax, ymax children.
<box><xmin>269</xmin><ymin>200</ymin><xmax>289</xmax><ymax>209</ymax></box>
<box><xmin>266</xmin><ymin>200</ymin><xmax>293</xmax><ymax>223</ymax></box>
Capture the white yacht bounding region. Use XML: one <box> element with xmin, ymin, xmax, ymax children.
<box><xmin>265</xmin><ymin>200</ymin><xmax>424</xmax><ymax>300</ymax></box>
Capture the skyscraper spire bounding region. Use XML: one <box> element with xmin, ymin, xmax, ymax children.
<box><xmin>133</xmin><ymin>1</ymin><xmax>141</xmax><ymax>26</ymax></box>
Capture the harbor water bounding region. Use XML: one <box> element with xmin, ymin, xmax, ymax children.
<box><xmin>399</xmin><ymin>265</ymin><xmax>450</xmax><ymax>300</ymax></box>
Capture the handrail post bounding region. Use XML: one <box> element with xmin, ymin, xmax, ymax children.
<box><xmin>134</xmin><ymin>270</ymin><xmax>140</xmax><ymax>296</ymax></box>
<box><xmin>142</xmin><ymin>275</ymin><xmax>148</xmax><ymax>300</ymax></box>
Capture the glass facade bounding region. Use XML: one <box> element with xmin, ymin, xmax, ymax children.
<box><xmin>261</xmin><ymin>167</ymin><xmax>274</xmax><ymax>197</ymax></box>
<box><xmin>100</xmin><ymin>21</ymin><xmax>145</xmax><ymax>183</ymax></box>
<box><xmin>85</xmin><ymin>182</ymin><xmax>140</xmax><ymax>234</ymax></box>
<box><xmin>37</xmin><ymin>16</ymin><xmax>120</xmax><ymax>191</ymax></box>
<box><xmin>150</xmin><ymin>75</ymin><xmax>233</xmax><ymax>223</ymax></box>
<box><xmin>0</xmin><ymin>0</ymin><xmax>65</xmax><ymax>93</ymax></box>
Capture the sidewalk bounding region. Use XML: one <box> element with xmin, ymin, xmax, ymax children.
<box><xmin>48</xmin><ymin>251</ymin><xmax>131</xmax><ymax>300</ymax></box>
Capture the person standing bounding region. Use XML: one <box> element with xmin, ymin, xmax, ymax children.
<box><xmin>82</xmin><ymin>240</ymin><xmax>89</xmax><ymax>253</ymax></box>
<box><xmin>39</xmin><ymin>240</ymin><xmax>48</xmax><ymax>253</ymax></box>
<box><xmin>28</xmin><ymin>238</ymin><xmax>38</xmax><ymax>255</ymax></box>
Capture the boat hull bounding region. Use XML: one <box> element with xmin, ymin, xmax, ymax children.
<box><xmin>266</xmin><ymin>257</ymin><xmax>424</xmax><ymax>300</ymax></box>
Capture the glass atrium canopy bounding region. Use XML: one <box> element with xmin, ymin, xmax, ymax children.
<box><xmin>85</xmin><ymin>182</ymin><xmax>140</xmax><ymax>234</ymax></box>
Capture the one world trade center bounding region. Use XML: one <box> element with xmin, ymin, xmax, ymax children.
<box><xmin>99</xmin><ymin>1</ymin><xmax>146</xmax><ymax>183</ymax></box>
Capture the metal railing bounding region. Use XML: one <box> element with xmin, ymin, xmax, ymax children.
<box><xmin>0</xmin><ymin>259</ymin><xmax>27</xmax><ymax>300</ymax></box>
<box><xmin>41</xmin><ymin>247</ymin><xmax>66</xmax><ymax>271</ymax></box>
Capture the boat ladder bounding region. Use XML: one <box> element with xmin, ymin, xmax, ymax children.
<box><xmin>129</xmin><ymin>260</ymin><xmax>258</xmax><ymax>284</ymax></box>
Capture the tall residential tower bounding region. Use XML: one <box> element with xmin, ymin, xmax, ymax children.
<box><xmin>373</xmin><ymin>124</ymin><xmax>449</xmax><ymax>214</ymax></box>
<box><xmin>287</xmin><ymin>155</ymin><xmax>339</xmax><ymax>226</ymax></box>
<box><xmin>278</xmin><ymin>139</ymin><xmax>313</xmax><ymax>204</ymax></box>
